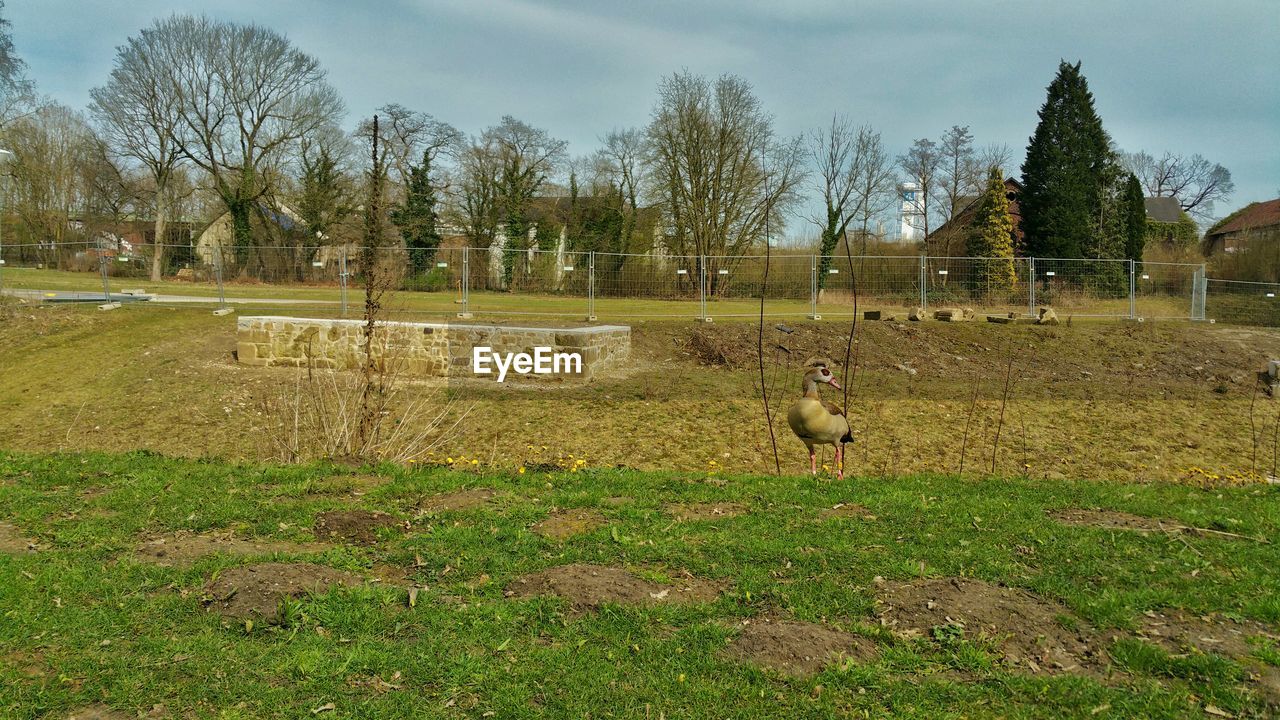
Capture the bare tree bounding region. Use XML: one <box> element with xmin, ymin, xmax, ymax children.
<box><xmin>811</xmin><ymin>115</ymin><xmax>860</xmax><ymax>280</ymax></box>
<box><xmin>0</xmin><ymin>1</ymin><xmax>34</xmax><ymax>129</ymax></box>
<box><xmin>358</xmin><ymin>103</ymin><xmax>461</xmax><ymax>203</ymax></box>
<box><xmin>6</xmin><ymin>104</ymin><xmax>97</xmax><ymax>265</ymax></box>
<box><xmin>645</xmin><ymin>71</ymin><xmax>805</xmax><ymax>290</ymax></box>
<box><xmin>596</xmin><ymin>127</ymin><xmax>648</xmax><ymax>258</ymax></box>
<box><xmin>898</xmin><ymin>138</ymin><xmax>941</xmax><ymax>241</ymax></box>
<box><xmin>937</xmin><ymin>125</ymin><xmax>976</xmax><ymax>229</ymax></box>
<box><xmin>1122</xmin><ymin>150</ymin><xmax>1234</xmax><ymax>219</ymax></box>
<box><xmin>90</xmin><ymin>24</ymin><xmax>192</xmax><ymax>281</ymax></box>
<box><xmin>848</xmin><ymin>126</ymin><xmax>897</xmax><ymax>249</ymax></box>
<box><xmin>454</xmin><ymin>139</ymin><xmax>497</xmax><ymax>247</ymax></box>
<box><xmin>975</xmin><ymin>143</ymin><xmax>1015</xmax><ymax>181</ymax></box>
<box><xmin>140</xmin><ymin>15</ymin><xmax>344</xmax><ymax>263</ymax></box>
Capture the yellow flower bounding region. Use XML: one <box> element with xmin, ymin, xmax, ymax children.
<box><xmin>446</xmin><ymin>457</ymin><xmax>454</xmax><ymax>464</ymax></box>
<box><xmin>518</xmin><ymin>467</ymin><xmax>526</xmax><ymax>475</ymax></box>
<box><xmin>471</xmin><ymin>459</ymin><xmax>479</xmax><ymax>465</ymax></box>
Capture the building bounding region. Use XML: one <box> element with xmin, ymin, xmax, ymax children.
<box><xmin>925</xmin><ymin>178</ymin><xmax>1024</xmax><ymax>256</ymax></box>
<box><xmin>1203</xmin><ymin>198</ymin><xmax>1280</xmax><ymax>255</ymax></box>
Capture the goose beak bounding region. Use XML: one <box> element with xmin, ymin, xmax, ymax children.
<box><xmin>828</xmin><ymin>378</ymin><xmax>842</xmax><ymax>390</ymax></box>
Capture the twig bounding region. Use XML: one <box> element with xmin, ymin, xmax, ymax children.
<box><xmin>1248</xmin><ymin>379</ymin><xmax>1260</xmax><ymax>473</ymax></box>
<box><xmin>990</xmin><ymin>346</ymin><xmax>1016</xmax><ymax>475</ymax></box>
<box><xmin>958</xmin><ymin>371</ymin><xmax>981</xmax><ymax>477</ymax></box>
<box><xmin>1158</xmin><ymin>520</ymin><xmax>1203</xmax><ymax>556</ymax></box>
<box><xmin>757</xmin><ymin>171</ymin><xmax>781</xmax><ymax>476</ymax></box>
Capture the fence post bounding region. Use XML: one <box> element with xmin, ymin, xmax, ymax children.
<box><xmin>1028</xmin><ymin>256</ymin><xmax>1036</xmax><ymax>316</ymax></box>
<box><xmin>458</xmin><ymin>245</ymin><xmax>472</xmax><ymax>319</ymax></box>
<box><xmin>587</xmin><ymin>250</ymin><xmax>597</xmax><ymax>321</ymax></box>
<box><xmin>698</xmin><ymin>255</ymin><xmax>709</xmax><ymax>322</ymax></box>
<box><xmin>1128</xmin><ymin>259</ymin><xmax>1137</xmax><ymax>319</ymax></box>
<box><xmin>1192</xmin><ymin>264</ymin><xmax>1207</xmax><ymax>321</ymax></box>
<box><xmin>919</xmin><ymin>254</ymin><xmax>927</xmax><ymax>310</ymax></box>
<box><xmin>339</xmin><ymin>245</ymin><xmax>348</xmax><ymax>317</ymax></box>
<box><xmin>808</xmin><ymin>254</ymin><xmax>820</xmax><ymax>320</ymax></box>
<box><xmin>97</xmin><ymin>244</ymin><xmax>115</xmax><ymax>309</ymax></box>
<box><xmin>212</xmin><ymin>243</ymin><xmax>229</xmax><ymax>314</ymax></box>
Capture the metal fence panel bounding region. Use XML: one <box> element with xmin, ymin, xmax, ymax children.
<box><xmin>0</xmin><ymin>238</ymin><xmax>1259</xmax><ymax>325</ymax></box>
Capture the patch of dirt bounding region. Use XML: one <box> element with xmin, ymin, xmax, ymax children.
<box><xmin>307</xmin><ymin>474</ymin><xmax>390</xmax><ymax>497</ymax></box>
<box><xmin>722</xmin><ymin>617</ymin><xmax>878</xmax><ymax>677</ymax></box>
<box><xmin>1049</xmin><ymin>508</ymin><xmax>1172</xmax><ymax>533</ymax></box>
<box><xmin>1254</xmin><ymin>666</ymin><xmax>1280</xmax><ymax>706</ymax></box>
<box><xmin>876</xmin><ymin>577</ymin><xmax>1110</xmax><ymax>675</ymax></box>
<box><xmin>818</xmin><ymin>503</ymin><xmax>877</xmax><ymax>520</ymax></box>
<box><xmin>202</xmin><ymin>562</ymin><xmax>363</xmax><ymax>620</ymax></box>
<box><xmin>313</xmin><ymin>510</ymin><xmax>408</xmax><ymax>545</ymax></box>
<box><xmin>663</xmin><ymin>502</ymin><xmax>747</xmax><ymax>522</ymax></box>
<box><xmin>532</xmin><ymin>508</ymin><xmax>605</xmax><ymax>540</ymax></box>
<box><xmin>135</xmin><ymin>531</ymin><xmax>331</xmax><ymax>567</ymax></box>
<box><xmin>1137</xmin><ymin>610</ymin><xmax>1279</xmax><ymax>660</ymax></box>
<box><xmin>3</xmin><ymin>649</ymin><xmax>46</xmax><ymax>678</ymax></box>
<box><xmin>505</xmin><ymin>563</ymin><xmax>723</xmax><ymax>611</ymax></box>
<box><xmin>601</xmin><ymin>496</ymin><xmax>633</xmax><ymax>507</ymax></box>
<box><xmin>418</xmin><ymin>488</ymin><xmax>499</xmax><ymax>513</ymax></box>
<box><xmin>0</xmin><ymin>522</ymin><xmax>37</xmax><ymax>553</ymax></box>
<box><xmin>1050</xmin><ymin>508</ymin><xmax>1256</xmax><ymax>541</ymax></box>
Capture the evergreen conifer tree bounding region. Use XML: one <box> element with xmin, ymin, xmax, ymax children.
<box><xmin>1020</xmin><ymin>61</ymin><xmax>1113</xmax><ymax>261</ymax></box>
<box><xmin>966</xmin><ymin>167</ymin><xmax>1017</xmax><ymax>295</ymax></box>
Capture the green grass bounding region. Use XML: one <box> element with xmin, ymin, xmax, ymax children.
<box><xmin>2</xmin><ymin>451</ymin><xmax>1278</xmax><ymax>718</ymax></box>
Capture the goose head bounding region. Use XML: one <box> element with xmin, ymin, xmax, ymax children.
<box><xmin>802</xmin><ymin>360</ymin><xmax>842</xmax><ymax>391</ymax></box>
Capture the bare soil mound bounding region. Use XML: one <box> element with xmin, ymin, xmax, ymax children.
<box><xmin>664</xmin><ymin>502</ymin><xmax>747</xmax><ymax>522</ymax></box>
<box><xmin>135</xmin><ymin>531</ymin><xmax>330</xmax><ymax>566</ymax></box>
<box><xmin>203</xmin><ymin>562</ymin><xmax>363</xmax><ymax>620</ymax></box>
<box><xmin>418</xmin><ymin>488</ymin><xmax>499</xmax><ymax>513</ymax></box>
<box><xmin>1137</xmin><ymin>610</ymin><xmax>1279</xmax><ymax>660</ymax></box>
<box><xmin>876</xmin><ymin>577</ymin><xmax>1110</xmax><ymax>675</ymax></box>
<box><xmin>307</xmin><ymin>474</ymin><xmax>390</xmax><ymax>497</ymax></box>
<box><xmin>532</xmin><ymin>509</ymin><xmax>605</xmax><ymax>540</ymax></box>
<box><xmin>722</xmin><ymin>617</ymin><xmax>878</xmax><ymax>676</ymax></box>
<box><xmin>313</xmin><ymin>510</ymin><xmax>407</xmax><ymax>545</ymax></box>
<box><xmin>505</xmin><ymin>563</ymin><xmax>722</xmax><ymax>610</ymax></box>
<box><xmin>0</xmin><ymin>522</ymin><xmax>37</xmax><ymax>553</ymax></box>
<box><xmin>1049</xmin><ymin>508</ymin><xmax>1171</xmax><ymax>533</ymax></box>
<box><xmin>818</xmin><ymin>503</ymin><xmax>877</xmax><ymax>520</ymax></box>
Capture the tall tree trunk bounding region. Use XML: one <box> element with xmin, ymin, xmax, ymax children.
<box><xmin>150</xmin><ymin>200</ymin><xmax>168</xmax><ymax>282</ymax></box>
<box><xmin>229</xmin><ymin>200</ymin><xmax>253</xmax><ymax>265</ymax></box>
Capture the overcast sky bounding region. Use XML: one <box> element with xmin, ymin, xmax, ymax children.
<box><xmin>8</xmin><ymin>0</ymin><xmax>1278</xmax><ymax>232</ymax></box>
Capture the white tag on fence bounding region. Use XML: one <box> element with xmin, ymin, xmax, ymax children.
<box><xmin>312</xmin><ymin>261</ymin><xmax>323</xmax><ymax>267</ymax></box>
<box><xmin>437</xmin><ymin>262</ymin><xmax>448</xmax><ymax>268</ymax></box>
<box><xmin>563</xmin><ymin>266</ymin><xmax>574</xmax><ymax>271</ymax></box>
<box><xmin>828</xmin><ymin>268</ymin><xmax>838</xmax><ymax>274</ymax></box>
<box><xmin>676</xmin><ymin>269</ymin><xmax>687</xmax><ymax>275</ymax></box>
<box><xmin>718</xmin><ymin>269</ymin><xmax>729</xmax><ymax>275</ymax></box>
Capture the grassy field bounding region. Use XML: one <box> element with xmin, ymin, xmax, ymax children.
<box><xmin>2</xmin><ymin>301</ymin><xmax>1280</xmax><ymax>485</ymax></box>
<box><xmin>1</xmin><ymin>451</ymin><xmax>1278</xmax><ymax>718</ymax></box>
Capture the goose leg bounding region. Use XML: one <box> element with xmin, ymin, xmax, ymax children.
<box><xmin>808</xmin><ymin>446</ymin><xmax>816</xmax><ymax>476</ymax></box>
<box><xmin>835</xmin><ymin>445</ymin><xmax>844</xmax><ymax>481</ymax></box>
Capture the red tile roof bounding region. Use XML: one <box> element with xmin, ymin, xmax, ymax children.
<box><xmin>1207</xmin><ymin>198</ymin><xmax>1280</xmax><ymax>237</ymax></box>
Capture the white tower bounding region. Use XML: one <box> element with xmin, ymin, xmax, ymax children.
<box><xmin>898</xmin><ymin>182</ymin><xmax>924</xmax><ymax>242</ymax></box>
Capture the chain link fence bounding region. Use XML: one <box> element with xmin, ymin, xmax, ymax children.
<box><xmin>0</xmin><ymin>240</ymin><xmax>1245</xmax><ymax>324</ymax></box>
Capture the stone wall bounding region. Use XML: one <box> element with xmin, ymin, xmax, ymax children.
<box><xmin>236</xmin><ymin>316</ymin><xmax>630</xmax><ymax>381</ymax></box>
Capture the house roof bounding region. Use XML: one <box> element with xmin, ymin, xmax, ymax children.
<box><xmin>928</xmin><ymin>177</ymin><xmax>1024</xmax><ymax>241</ymax></box>
<box><xmin>1207</xmin><ymin>198</ymin><xmax>1280</xmax><ymax>238</ymax></box>
<box><xmin>1143</xmin><ymin>196</ymin><xmax>1183</xmax><ymax>224</ymax></box>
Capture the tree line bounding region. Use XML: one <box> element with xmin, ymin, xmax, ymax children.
<box><xmin>0</xmin><ymin>9</ymin><xmax>1235</xmax><ymax>287</ymax></box>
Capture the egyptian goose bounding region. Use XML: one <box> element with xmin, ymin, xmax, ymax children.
<box><xmin>786</xmin><ymin>359</ymin><xmax>853</xmax><ymax>479</ymax></box>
